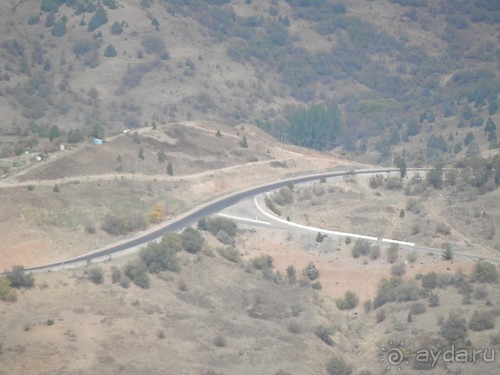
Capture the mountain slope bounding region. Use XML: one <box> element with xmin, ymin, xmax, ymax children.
<box><xmin>0</xmin><ymin>0</ymin><xmax>498</xmax><ymax>163</ymax></box>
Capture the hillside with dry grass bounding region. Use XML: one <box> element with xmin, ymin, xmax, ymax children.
<box><xmin>0</xmin><ymin>1</ymin><xmax>499</xmax><ymax>374</ymax></box>
<box><xmin>0</xmin><ymin>0</ymin><xmax>498</xmax><ymax>165</ymax></box>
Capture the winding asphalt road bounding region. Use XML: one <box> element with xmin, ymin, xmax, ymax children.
<box><xmin>19</xmin><ymin>168</ymin><xmax>397</xmax><ymax>272</ymax></box>
<box><xmin>11</xmin><ymin>167</ymin><xmax>500</xmax><ymax>273</ymax></box>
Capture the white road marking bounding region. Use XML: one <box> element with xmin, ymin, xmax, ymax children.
<box><xmin>218</xmin><ymin>213</ymin><xmax>271</xmax><ymax>225</ymax></box>
<box><xmin>254</xmin><ymin>195</ymin><xmax>415</xmax><ymax>246</ymax></box>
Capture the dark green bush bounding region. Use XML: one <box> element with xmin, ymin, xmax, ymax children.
<box><xmin>472</xmin><ymin>261</ymin><xmax>498</xmax><ymax>283</ymax></box>
<box><xmin>352</xmin><ymin>239</ymin><xmax>371</xmax><ymax>258</ymax></box>
<box><xmin>104</xmin><ymin>44</ymin><xmax>117</xmax><ymax>57</ymax></box>
<box><xmin>469</xmin><ymin>310</ymin><xmax>495</xmax><ymax>331</ymax></box>
<box><xmin>140</xmin><ymin>242</ymin><xmax>180</xmax><ymax>273</ymax></box>
<box><xmin>373</xmin><ymin>277</ymin><xmax>421</xmax><ymax>308</ymax></box>
<box><xmin>124</xmin><ymin>260</ymin><xmax>150</xmax><ymax>288</ymax></box>
<box><xmin>440</xmin><ymin>312</ymin><xmax>468</xmax><ymax>345</ymax></box>
<box><xmin>336</xmin><ymin>291</ymin><xmax>359</xmax><ymax>310</ymax></box>
<box><xmin>251</xmin><ymin>255</ymin><xmax>274</xmax><ymax>270</ymax></box>
<box><xmin>181</xmin><ymin>227</ymin><xmax>204</xmax><ymax>253</ymax></box>
<box><xmin>88</xmin><ymin>7</ymin><xmax>108</xmax><ymax>32</ymax></box>
<box><xmin>160</xmin><ymin>233</ymin><xmax>183</xmax><ymax>253</ymax></box>
<box><xmin>302</xmin><ymin>262</ymin><xmax>319</xmax><ymax>280</ymax></box>
<box><xmin>6</xmin><ymin>265</ymin><xmax>34</xmax><ymax>288</ymax></box>
<box><xmin>87</xmin><ymin>266</ymin><xmax>104</xmax><ymax>284</ymax></box>
<box><xmin>217</xmin><ymin>247</ymin><xmax>241</xmax><ymax>263</ymax></box>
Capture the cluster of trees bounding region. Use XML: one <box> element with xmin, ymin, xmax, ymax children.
<box><xmin>198</xmin><ymin>217</ymin><xmax>238</xmax><ymax>245</ymax></box>
<box><xmin>92</xmin><ymin>228</ymin><xmax>205</xmax><ymax>288</ymax></box>
<box><xmin>255</xmin><ymin>102</ymin><xmax>342</xmax><ymax>150</ymax></box>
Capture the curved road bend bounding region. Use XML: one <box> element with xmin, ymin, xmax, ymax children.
<box><xmin>250</xmin><ymin>194</ymin><xmax>500</xmax><ymax>265</ymax></box>
<box><xmin>20</xmin><ymin>168</ymin><xmax>403</xmax><ymax>272</ymax></box>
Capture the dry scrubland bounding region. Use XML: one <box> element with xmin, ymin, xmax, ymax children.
<box><xmin>0</xmin><ymin>253</ymin><xmax>331</xmax><ymax>375</ymax></box>
<box><xmin>270</xmin><ymin>173</ymin><xmax>500</xmax><ymax>255</ymax></box>
<box><xmin>0</xmin><ymin>121</ymin><xmax>357</xmax><ymax>270</ymax></box>
<box><xmin>1</xmin><ymin>209</ymin><xmax>499</xmax><ymax>375</ymax></box>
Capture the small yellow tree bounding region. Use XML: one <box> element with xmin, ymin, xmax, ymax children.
<box><xmin>149</xmin><ymin>203</ymin><xmax>165</xmax><ymax>224</ymax></box>
<box><xmin>0</xmin><ymin>277</ymin><xmax>17</xmax><ymax>302</ymax></box>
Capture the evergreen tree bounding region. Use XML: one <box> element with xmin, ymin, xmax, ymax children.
<box><xmin>45</xmin><ymin>12</ymin><xmax>56</xmax><ymax>27</ymax></box>
<box><xmin>485</xmin><ymin>118</ymin><xmax>497</xmax><ymax>132</ymax></box>
<box><xmin>110</xmin><ymin>21</ymin><xmax>123</xmax><ymax>35</ymax></box>
<box><xmin>88</xmin><ymin>7</ymin><xmax>108</xmax><ymax>32</ymax></box>
<box><xmin>48</xmin><ymin>125</ymin><xmax>60</xmax><ymax>142</ymax></box>
<box><xmin>51</xmin><ymin>16</ymin><xmax>67</xmax><ymax>37</ymax></box>
<box><xmin>104</xmin><ymin>44</ymin><xmax>117</xmax><ymax>57</ymax></box>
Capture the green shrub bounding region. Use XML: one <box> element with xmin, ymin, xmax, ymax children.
<box><xmin>286</xmin><ymin>265</ymin><xmax>297</xmax><ymax>284</ymax></box>
<box><xmin>373</xmin><ymin>277</ymin><xmax>421</xmax><ymax>308</ymax></box>
<box><xmin>87</xmin><ymin>266</ymin><xmax>104</xmax><ymax>284</ymax></box>
<box><xmin>273</xmin><ymin>188</ymin><xmax>294</xmax><ymax>206</ymax></box>
<box><xmin>110</xmin><ymin>21</ymin><xmax>123</xmax><ymax>35</ymax></box>
<box><xmin>469</xmin><ymin>310</ymin><xmax>495</xmax><ymax>331</ymax></box>
<box><xmin>336</xmin><ymin>291</ymin><xmax>359</xmax><ymax>310</ymax></box>
<box><xmin>142</xmin><ymin>35</ymin><xmax>166</xmax><ymax>55</ymax></box>
<box><xmin>111</xmin><ymin>267</ymin><xmax>122</xmax><ymax>284</ymax></box>
<box><xmin>312</xmin><ymin>281</ymin><xmax>322</xmax><ymax>290</ymax></box>
<box><xmin>421</xmin><ymin>272</ymin><xmax>437</xmax><ymax>289</ymax></box>
<box><xmin>213</xmin><ymin>335</ymin><xmax>226</xmax><ymax>347</ymax></box>
<box><xmin>410</xmin><ymin>302</ymin><xmax>426</xmax><ymax>315</ymax></box>
<box><xmin>218</xmin><ymin>246</ymin><xmax>241</xmax><ymax>263</ymax></box>
<box><xmin>369</xmin><ymin>246</ymin><xmax>381</xmax><ymax>260</ymax></box>
<box><xmin>101</xmin><ymin>212</ymin><xmax>147</xmax><ymax>235</ymax></box>
<box><xmin>161</xmin><ymin>233</ymin><xmax>183</xmax><ymax>253</ymax></box>
<box><xmin>0</xmin><ymin>277</ymin><xmax>17</xmax><ymax>302</ymax></box>
<box><xmin>88</xmin><ymin>6</ymin><xmax>108</xmax><ymax>32</ymax></box>
<box><xmin>352</xmin><ymin>240</ymin><xmax>371</xmax><ymax>258</ymax></box>
<box><xmin>302</xmin><ymin>262</ymin><xmax>319</xmax><ymax>280</ymax></box>
<box><xmin>181</xmin><ymin>227</ymin><xmax>204</xmax><ymax>253</ymax></box>
<box><xmin>472</xmin><ymin>261</ymin><xmax>498</xmax><ymax>283</ymax></box>
<box><xmin>104</xmin><ymin>44</ymin><xmax>117</xmax><ymax>57</ymax></box>
<box><xmin>140</xmin><ymin>242</ymin><xmax>180</xmax><ymax>272</ymax></box>
<box><xmin>440</xmin><ymin>312</ymin><xmax>468</xmax><ymax>345</ymax></box>
<box><xmin>428</xmin><ymin>293</ymin><xmax>439</xmax><ymax>307</ymax></box>
<box><xmin>124</xmin><ymin>260</ymin><xmax>150</xmax><ymax>288</ymax></box>
<box><xmin>204</xmin><ymin>217</ymin><xmax>238</xmax><ymax>238</ymax></box>
<box><xmin>287</xmin><ymin>320</ymin><xmax>301</xmax><ymax>334</ymax></box>
<box><xmin>473</xmin><ymin>286</ymin><xmax>488</xmax><ymax>300</ymax></box>
<box><xmin>391</xmin><ymin>263</ymin><xmax>406</xmax><ymax>277</ymax></box>
<box><xmin>386</xmin><ymin>244</ymin><xmax>399</xmax><ymax>263</ymax></box>
<box><xmin>251</xmin><ymin>255</ymin><xmax>274</xmax><ymax>270</ymax></box>
<box><xmin>166</xmin><ymin>162</ymin><xmax>173</xmax><ymax>176</ymax></box>
<box><xmin>376</xmin><ymin>309</ymin><xmax>386</xmax><ymax>323</ymax></box>
<box><xmin>239</xmin><ymin>135</ymin><xmax>248</xmax><ymax>148</ymax></box>
<box><xmin>265</xmin><ymin>196</ymin><xmax>281</xmax><ymax>215</ymax></box>
<box><xmin>6</xmin><ymin>265</ymin><xmax>34</xmax><ymax>288</ymax></box>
